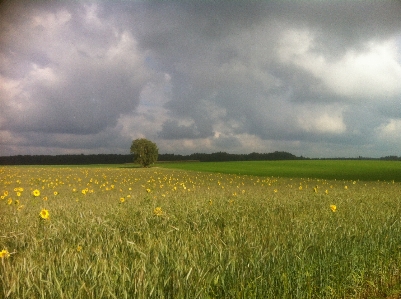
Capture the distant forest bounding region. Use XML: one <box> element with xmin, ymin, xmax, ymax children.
<box><xmin>1</xmin><ymin>151</ymin><xmax>299</xmax><ymax>165</ymax></box>
<box><xmin>0</xmin><ymin>152</ymin><xmax>399</xmax><ymax>165</ymax></box>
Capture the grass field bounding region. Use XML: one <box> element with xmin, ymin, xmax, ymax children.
<box><xmin>1</xmin><ymin>163</ymin><xmax>401</xmax><ymax>298</ymax></box>
<box><xmin>157</xmin><ymin>160</ymin><xmax>401</xmax><ymax>182</ymax></box>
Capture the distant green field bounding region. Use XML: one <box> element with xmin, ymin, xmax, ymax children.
<box><xmin>158</xmin><ymin>160</ymin><xmax>401</xmax><ymax>182</ymax></box>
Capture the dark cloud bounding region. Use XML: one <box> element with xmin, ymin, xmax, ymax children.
<box><xmin>1</xmin><ymin>1</ymin><xmax>401</xmax><ymax>157</ymax></box>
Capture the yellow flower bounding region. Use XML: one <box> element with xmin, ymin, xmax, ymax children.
<box><xmin>120</xmin><ymin>197</ymin><xmax>125</xmax><ymax>203</ymax></box>
<box><xmin>40</xmin><ymin>209</ymin><xmax>50</xmax><ymax>220</ymax></box>
<box><xmin>81</xmin><ymin>189</ymin><xmax>87</xmax><ymax>195</ymax></box>
<box><xmin>344</xmin><ymin>186</ymin><xmax>348</xmax><ymax>190</ymax></box>
<box><xmin>4</xmin><ymin>191</ymin><xmax>9</xmax><ymax>196</ymax></box>
<box><xmin>18</xmin><ymin>187</ymin><xmax>24</xmax><ymax>192</ymax></box>
<box><xmin>153</xmin><ymin>207</ymin><xmax>163</xmax><ymax>216</ymax></box>
<box><xmin>43</xmin><ymin>196</ymin><xmax>48</xmax><ymax>201</ymax></box>
<box><xmin>325</xmin><ymin>190</ymin><xmax>329</xmax><ymax>195</ymax></box>
<box><xmin>7</xmin><ymin>198</ymin><xmax>12</xmax><ymax>205</ymax></box>
<box><xmin>54</xmin><ymin>191</ymin><xmax>58</xmax><ymax>196</ymax></box>
<box><xmin>76</xmin><ymin>245</ymin><xmax>82</xmax><ymax>252</ymax></box>
<box><xmin>32</xmin><ymin>189</ymin><xmax>41</xmax><ymax>197</ymax></box>
<box><xmin>17</xmin><ymin>205</ymin><xmax>25</xmax><ymax>211</ymax></box>
<box><xmin>15</xmin><ymin>199</ymin><xmax>20</xmax><ymax>206</ymax></box>
<box><xmin>146</xmin><ymin>188</ymin><xmax>151</xmax><ymax>193</ymax></box>
<box><xmin>0</xmin><ymin>249</ymin><xmax>10</xmax><ymax>259</ymax></box>
<box><xmin>330</xmin><ymin>205</ymin><xmax>337</xmax><ymax>212</ymax></box>
<box><xmin>16</xmin><ymin>192</ymin><xmax>21</xmax><ymax>197</ymax></box>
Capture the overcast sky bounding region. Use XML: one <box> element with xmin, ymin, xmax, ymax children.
<box><xmin>1</xmin><ymin>1</ymin><xmax>401</xmax><ymax>158</ymax></box>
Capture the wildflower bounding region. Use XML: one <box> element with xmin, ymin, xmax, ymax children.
<box><xmin>0</xmin><ymin>249</ymin><xmax>10</xmax><ymax>258</ymax></box>
<box><xmin>39</xmin><ymin>209</ymin><xmax>50</xmax><ymax>220</ymax></box>
<box><xmin>325</xmin><ymin>190</ymin><xmax>329</xmax><ymax>195</ymax></box>
<box><xmin>146</xmin><ymin>188</ymin><xmax>151</xmax><ymax>193</ymax></box>
<box><xmin>299</xmin><ymin>186</ymin><xmax>303</xmax><ymax>190</ymax></box>
<box><xmin>4</xmin><ymin>191</ymin><xmax>9</xmax><ymax>196</ymax></box>
<box><xmin>81</xmin><ymin>189</ymin><xmax>87</xmax><ymax>195</ymax></box>
<box><xmin>18</xmin><ymin>187</ymin><xmax>24</xmax><ymax>192</ymax></box>
<box><xmin>153</xmin><ymin>207</ymin><xmax>163</xmax><ymax>216</ymax></box>
<box><xmin>15</xmin><ymin>199</ymin><xmax>20</xmax><ymax>206</ymax></box>
<box><xmin>16</xmin><ymin>192</ymin><xmax>21</xmax><ymax>197</ymax></box>
<box><xmin>120</xmin><ymin>197</ymin><xmax>125</xmax><ymax>203</ymax></box>
<box><xmin>54</xmin><ymin>191</ymin><xmax>58</xmax><ymax>196</ymax></box>
<box><xmin>76</xmin><ymin>245</ymin><xmax>82</xmax><ymax>252</ymax></box>
<box><xmin>344</xmin><ymin>186</ymin><xmax>348</xmax><ymax>190</ymax></box>
<box><xmin>43</xmin><ymin>196</ymin><xmax>48</xmax><ymax>201</ymax></box>
<box><xmin>17</xmin><ymin>205</ymin><xmax>25</xmax><ymax>211</ymax></box>
<box><xmin>7</xmin><ymin>198</ymin><xmax>12</xmax><ymax>205</ymax></box>
<box><xmin>330</xmin><ymin>205</ymin><xmax>337</xmax><ymax>212</ymax></box>
<box><xmin>32</xmin><ymin>189</ymin><xmax>41</xmax><ymax>197</ymax></box>
<box><xmin>313</xmin><ymin>187</ymin><xmax>318</xmax><ymax>193</ymax></box>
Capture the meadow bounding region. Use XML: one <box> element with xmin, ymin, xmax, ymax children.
<box><xmin>157</xmin><ymin>160</ymin><xmax>401</xmax><ymax>182</ymax></box>
<box><xmin>1</xmin><ymin>163</ymin><xmax>401</xmax><ymax>298</ymax></box>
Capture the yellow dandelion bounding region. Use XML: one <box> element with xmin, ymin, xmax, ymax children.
<box><xmin>32</xmin><ymin>189</ymin><xmax>41</xmax><ymax>197</ymax></box>
<box><xmin>43</xmin><ymin>196</ymin><xmax>48</xmax><ymax>201</ymax></box>
<box><xmin>0</xmin><ymin>249</ymin><xmax>10</xmax><ymax>259</ymax></box>
<box><xmin>330</xmin><ymin>205</ymin><xmax>337</xmax><ymax>212</ymax></box>
<box><xmin>7</xmin><ymin>198</ymin><xmax>12</xmax><ymax>205</ymax></box>
<box><xmin>18</xmin><ymin>187</ymin><xmax>24</xmax><ymax>192</ymax></box>
<box><xmin>120</xmin><ymin>197</ymin><xmax>125</xmax><ymax>203</ymax></box>
<box><xmin>39</xmin><ymin>209</ymin><xmax>50</xmax><ymax>220</ymax></box>
<box><xmin>15</xmin><ymin>199</ymin><xmax>20</xmax><ymax>206</ymax></box>
<box><xmin>344</xmin><ymin>186</ymin><xmax>348</xmax><ymax>190</ymax></box>
<box><xmin>299</xmin><ymin>186</ymin><xmax>303</xmax><ymax>190</ymax></box>
<box><xmin>81</xmin><ymin>189</ymin><xmax>87</xmax><ymax>195</ymax></box>
<box><xmin>76</xmin><ymin>245</ymin><xmax>82</xmax><ymax>252</ymax></box>
<box><xmin>146</xmin><ymin>188</ymin><xmax>151</xmax><ymax>193</ymax></box>
<box><xmin>16</xmin><ymin>192</ymin><xmax>21</xmax><ymax>197</ymax></box>
<box><xmin>54</xmin><ymin>191</ymin><xmax>58</xmax><ymax>196</ymax></box>
<box><xmin>4</xmin><ymin>191</ymin><xmax>9</xmax><ymax>196</ymax></box>
<box><xmin>153</xmin><ymin>207</ymin><xmax>163</xmax><ymax>216</ymax></box>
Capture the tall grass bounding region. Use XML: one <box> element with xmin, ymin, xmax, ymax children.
<box><xmin>1</xmin><ymin>166</ymin><xmax>401</xmax><ymax>298</ymax></box>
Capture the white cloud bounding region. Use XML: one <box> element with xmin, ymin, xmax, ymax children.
<box><xmin>376</xmin><ymin>119</ymin><xmax>401</xmax><ymax>140</ymax></box>
<box><xmin>278</xmin><ymin>29</ymin><xmax>401</xmax><ymax>99</ymax></box>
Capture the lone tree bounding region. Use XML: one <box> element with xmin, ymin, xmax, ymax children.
<box><xmin>130</xmin><ymin>138</ymin><xmax>159</xmax><ymax>167</ymax></box>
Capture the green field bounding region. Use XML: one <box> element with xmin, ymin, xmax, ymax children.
<box><xmin>1</xmin><ymin>163</ymin><xmax>401</xmax><ymax>298</ymax></box>
<box><xmin>157</xmin><ymin>160</ymin><xmax>401</xmax><ymax>182</ymax></box>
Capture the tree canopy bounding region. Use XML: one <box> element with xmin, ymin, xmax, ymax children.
<box><xmin>130</xmin><ymin>138</ymin><xmax>159</xmax><ymax>167</ymax></box>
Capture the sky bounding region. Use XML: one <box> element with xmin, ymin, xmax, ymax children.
<box><xmin>1</xmin><ymin>1</ymin><xmax>401</xmax><ymax>158</ymax></box>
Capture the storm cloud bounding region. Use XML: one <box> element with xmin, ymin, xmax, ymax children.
<box><xmin>1</xmin><ymin>1</ymin><xmax>401</xmax><ymax>157</ymax></box>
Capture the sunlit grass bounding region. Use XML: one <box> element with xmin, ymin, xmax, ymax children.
<box><xmin>1</xmin><ymin>165</ymin><xmax>401</xmax><ymax>298</ymax></box>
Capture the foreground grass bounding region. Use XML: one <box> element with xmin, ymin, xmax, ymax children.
<box><xmin>158</xmin><ymin>160</ymin><xmax>401</xmax><ymax>182</ymax></box>
<box><xmin>1</xmin><ymin>166</ymin><xmax>401</xmax><ymax>298</ymax></box>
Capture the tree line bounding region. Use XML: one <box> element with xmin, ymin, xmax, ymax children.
<box><xmin>0</xmin><ymin>151</ymin><xmax>301</xmax><ymax>165</ymax></box>
<box><xmin>2</xmin><ymin>151</ymin><xmax>398</xmax><ymax>165</ymax></box>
